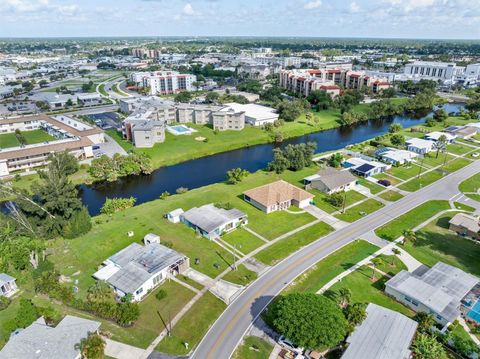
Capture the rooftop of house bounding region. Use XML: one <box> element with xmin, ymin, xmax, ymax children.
<box><xmin>222</xmin><ymin>103</ymin><xmax>279</xmax><ymax>121</ymax></box>
<box><xmin>181</xmin><ymin>203</ymin><xmax>246</xmax><ymax>233</ymax></box>
<box><xmin>406</xmin><ymin>137</ymin><xmax>435</xmax><ymax>148</ymax></box>
<box><xmin>0</xmin><ymin>273</ymin><xmax>15</xmax><ymax>287</ymax></box>
<box><xmin>304</xmin><ymin>167</ymin><xmax>356</xmax><ymax>191</ymax></box>
<box><xmin>342</xmin><ymin>303</ymin><xmax>418</xmax><ymax>359</ymax></box>
<box><xmin>0</xmin><ymin>315</ymin><xmax>100</xmax><ymax>359</ymax></box>
<box><xmin>244</xmin><ymin>180</ymin><xmax>313</xmax><ymax>208</ymax></box>
<box><xmin>449</xmin><ymin>213</ymin><xmax>480</xmax><ymax>233</ymax></box>
<box><xmin>386</xmin><ymin>262</ymin><xmax>479</xmax><ymax>323</ymax></box>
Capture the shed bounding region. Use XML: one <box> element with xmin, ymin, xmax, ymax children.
<box><xmin>166</xmin><ymin>208</ymin><xmax>184</xmax><ymax>223</ymax></box>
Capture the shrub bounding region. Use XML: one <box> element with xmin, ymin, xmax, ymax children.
<box><xmin>0</xmin><ymin>296</ymin><xmax>11</xmax><ymax>311</ymax></box>
<box><xmin>156</xmin><ymin>289</ymin><xmax>167</xmax><ymax>301</ymax></box>
<box><xmin>101</xmin><ymin>197</ymin><xmax>136</xmax><ymax>215</ymax></box>
<box><xmin>159</xmin><ymin>191</ymin><xmax>170</xmax><ymax>200</ymax></box>
<box><xmin>63</xmin><ymin>207</ymin><xmax>92</xmax><ymax>239</ymax></box>
<box><xmin>176</xmin><ymin>187</ymin><xmax>188</xmax><ymax>194</ymax></box>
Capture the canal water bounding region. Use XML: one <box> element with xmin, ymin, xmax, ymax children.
<box><xmin>80</xmin><ymin>103</ymin><xmax>463</xmax><ymax>215</ymax></box>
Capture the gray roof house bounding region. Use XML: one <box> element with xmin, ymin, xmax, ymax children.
<box><xmin>0</xmin><ymin>273</ymin><xmax>17</xmax><ymax>297</ymax></box>
<box><xmin>304</xmin><ymin>167</ymin><xmax>357</xmax><ymax>194</ymax></box>
<box><xmin>385</xmin><ymin>262</ymin><xmax>479</xmax><ymax>327</ymax></box>
<box><xmin>93</xmin><ymin>242</ymin><xmax>189</xmax><ymax>301</ymax></box>
<box><xmin>180</xmin><ymin>203</ymin><xmax>248</xmax><ymax>239</ymax></box>
<box><xmin>342</xmin><ymin>303</ymin><xmax>418</xmax><ymax>359</ymax></box>
<box><xmin>0</xmin><ymin>315</ymin><xmax>100</xmax><ymax>359</ymax></box>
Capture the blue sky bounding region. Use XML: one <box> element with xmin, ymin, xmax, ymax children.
<box><xmin>0</xmin><ymin>0</ymin><xmax>479</xmax><ymax>39</ymax></box>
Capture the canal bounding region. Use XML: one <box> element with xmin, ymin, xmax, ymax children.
<box><xmin>80</xmin><ymin>103</ymin><xmax>463</xmax><ymax>215</ymax></box>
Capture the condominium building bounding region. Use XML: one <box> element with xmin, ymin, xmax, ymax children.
<box><xmin>129</xmin><ymin>71</ymin><xmax>196</xmax><ymax>95</ymax></box>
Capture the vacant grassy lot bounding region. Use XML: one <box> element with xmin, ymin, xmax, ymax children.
<box><xmin>0</xmin><ymin>129</ymin><xmax>55</xmax><ymax>149</ymax></box>
<box><xmin>232</xmin><ymin>336</ymin><xmax>274</xmax><ymax>359</ymax></box>
<box><xmin>325</xmin><ymin>266</ymin><xmax>414</xmax><ymax>317</ymax></box>
<box><xmin>403</xmin><ymin>214</ymin><xmax>480</xmax><ymax>276</ymax></box>
<box><xmin>387</xmin><ymin>163</ymin><xmax>423</xmax><ymax>181</ymax></box>
<box><xmin>335</xmin><ymin>198</ymin><xmax>384</xmax><ymax>222</ymax></box>
<box><xmin>459</xmin><ymin>172</ymin><xmax>480</xmax><ymax>202</ymax></box>
<box><xmin>398</xmin><ymin>170</ymin><xmax>444</xmax><ymax>192</ymax></box>
<box><xmin>447</xmin><ymin>143</ymin><xmax>474</xmax><ymax>156</ymax></box>
<box><xmin>155</xmin><ymin>292</ymin><xmax>226</xmax><ymax>355</ymax></box>
<box><xmin>422</xmin><ymin>153</ymin><xmax>455</xmax><ymax>168</ymax></box>
<box><xmin>379</xmin><ymin>190</ymin><xmax>404</xmax><ymax>202</ymax></box>
<box><xmin>375</xmin><ymin>200</ymin><xmax>450</xmax><ymax>241</ymax></box>
<box><xmin>285</xmin><ymin>240</ymin><xmax>378</xmax><ymax>294</ymax></box>
<box><xmin>442</xmin><ymin>157</ymin><xmax>471</xmax><ymax>172</ymax></box>
<box><xmin>222</xmin><ymin>228</ymin><xmax>265</xmax><ymax>254</ymax></box>
<box><xmin>254</xmin><ymin>221</ymin><xmax>334</xmax><ymax>265</ymax></box>
<box><xmin>311</xmin><ymin>189</ymin><xmax>366</xmax><ymax>214</ymax></box>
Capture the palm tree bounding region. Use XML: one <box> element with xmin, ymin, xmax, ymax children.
<box><xmin>337</xmin><ymin>287</ymin><xmax>352</xmax><ymax>308</ymax></box>
<box><xmin>402</xmin><ymin>230</ymin><xmax>417</xmax><ymax>245</ymax></box>
<box><xmin>391</xmin><ymin>248</ymin><xmax>401</xmax><ymax>266</ymax></box>
<box><xmin>414</xmin><ymin>312</ymin><xmax>435</xmax><ymax>333</ymax></box>
<box><xmin>412</xmin><ymin>333</ymin><xmax>446</xmax><ymax>359</ymax></box>
<box><xmin>434</xmin><ymin>134</ymin><xmax>448</xmax><ymax>159</ymax></box>
<box><xmin>370</xmin><ymin>257</ymin><xmax>384</xmax><ymax>280</ymax></box>
<box><xmin>75</xmin><ymin>332</ymin><xmax>105</xmax><ymax>359</ymax></box>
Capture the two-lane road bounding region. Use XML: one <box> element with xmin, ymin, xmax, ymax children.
<box><xmin>192</xmin><ymin>160</ymin><xmax>480</xmax><ymax>359</ymax></box>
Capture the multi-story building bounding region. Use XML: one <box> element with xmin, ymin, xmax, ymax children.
<box><xmin>458</xmin><ymin>63</ymin><xmax>480</xmax><ymax>87</ymax></box>
<box><xmin>131</xmin><ymin>48</ymin><xmax>162</xmax><ymax>59</ymax></box>
<box><xmin>403</xmin><ymin>61</ymin><xmax>465</xmax><ymax>83</ymax></box>
<box><xmin>129</xmin><ymin>71</ymin><xmax>196</xmax><ymax>95</ymax></box>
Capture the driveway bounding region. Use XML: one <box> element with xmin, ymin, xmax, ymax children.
<box><xmin>93</xmin><ymin>133</ymin><xmax>127</xmax><ymax>158</ymax></box>
<box><xmin>104</xmin><ymin>338</ymin><xmax>146</xmax><ymax>359</ymax></box>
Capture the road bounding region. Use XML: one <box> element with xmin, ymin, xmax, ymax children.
<box><xmin>191</xmin><ymin>160</ymin><xmax>480</xmax><ymax>359</ymax></box>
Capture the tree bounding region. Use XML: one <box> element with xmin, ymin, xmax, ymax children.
<box><xmin>370</xmin><ymin>257</ymin><xmax>384</xmax><ymax>280</ymax></box>
<box><xmin>268</xmin><ymin>148</ymin><xmax>289</xmax><ymax>174</ymax></box>
<box><xmin>414</xmin><ymin>312</ymin><xmax>435</xmax><ymax>333</ymax></box>
<box><xmin>38</xmin><ymin>79</ymin><xmax>48</xmax><ymax>88</ymax></box>
<box><xmin>205</xmin><ymin>91</ymin><xmax>220</xmax><ymax>104</ymax></box>
<box><xmin>390</xmin><ymin>134</ymin><xmax>405</xmax><ymax>146</ymax></box>
<box><xmin>344</xmin><ymin>302</ymin><xmax>367</xmax><ymax>327</ymax></box>
<box><xmin>101</xmin><ymin>197</ymin><xmax>136</xmax><ymax>215</ymax></box>
<box><xmin>226</xmin><ymin>168</ymin><xmax>249</xmax><ymax>184</ymax></box>
<box><xmin>276</xmin><ymin>100</ymin><xmax>308</xmax><ymax>122</ymax></box>
<box><xmin>116</xmin><ymin>302</ymin><xmax>140</xmax><ymax>327</ymax></box>
<box><xmin>307</xmin><ymin>90</ymin><xmax>333</xmax><ymax>110</ymax></box>
<box><xmin>14</xmin><ymin>299</ymin><xmax>39</xmax><ymax>328</ymax></box>
<box><xmin>403</xmin><ymin>230</ymin><xmax>417</xmax><ymax>244</ymax></box>
<box><xmin>174</xmin><ymin>92</ymin><xmax>193</xmax><ymax>103</ymax></box>
<box><xmin>237</xmin><ymin>80</ymin><xmax>262</xmax><ymax>94</ymax></box>
<box><xmin>425</xmin><ymin>116</ymin><xmax>436</xmax><ymax>127</ymax></box>
<box><xmin>327</xmin><ymin>192</ymin><xmax>345</xmax><ymax>208</ymax></box>
<box><xmin>264</xmin><ymin>293</ymin><xmax>347</xmax><ymax>349</ymax></box>
<box><xmin>412</xmin><ymin>334</ymin><xmax>446</xmax><ymax>359</ymax></box>
<box><xmin>391</xmin><ymin>248</ymin><xmax>401</xmax><ymax>266</ymax></box>
<box><xmin>76</xmin><ymin>332</ymin><xmax>105</xmax><ymax>359</ymax></box>
<box><xmin>433</xmin><ymin>109</ymin><xmax>448</xmax><ymax>123</ymax></box>
<box><xmin>434</xmin><ymin>134</ymin><xmax>448</xmax><ymax>159</ymax></box>
<box><xmin>66</xmin><ymin>99</ymin><xmax>74</xmax><ymax>107</ymax></box>
<box><xmin>336</xmin><ymin>287</ymin><xmax>352</xmax><ymax>308</ymax></box>
<box><xmin>48</xmin><ymin>151</ymin><xmax>79</xmax><ymax>176</ymax></box>
<box><xmin>328</xmin><ymin>153</ymin><xmax>344</xmax><ymax>168</ymax></box>
<box><xmin>389</xmin><ymin>123</ymin><xmax>403</xmax><ymax>133</ymax></box>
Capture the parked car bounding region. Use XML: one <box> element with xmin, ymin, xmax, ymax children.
<box><xmin>278</xmin><ymin>335</ymin><xmax>304</xmax><ymax>355</ymax></box>
<box><xmin>378</xmin><ymin>179</ymin><xmax>391</xmax><ymax>187</ymax></box>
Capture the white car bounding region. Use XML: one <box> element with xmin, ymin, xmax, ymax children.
<box><xmin>278</xmin><ymin>335</ymin><xmax>305</xmax><ymax>355</ymax></box>
<box><xmin>472</xmin><ymin>152</ymin><xmax>479</xmax><ymax>158</ymax></box>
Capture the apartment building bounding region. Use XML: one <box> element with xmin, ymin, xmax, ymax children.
<box><xmin>129</xmin><ymin>71</ymin><xmax>196</xmax><ymax>95</ymax></box>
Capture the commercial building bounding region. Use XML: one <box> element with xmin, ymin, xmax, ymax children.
<box><xmin>303</xmin><ymin>167</ymin><xmax>357</xmax><ymax>194</ymax></box>
<box><xmin>0</xmin><ymin>315</ymin><xmax>101</xmax><ymax>359</ymax></box>
<box><xmin>459</xmin><ymin>63</ymin><xmax>480</xmax><ymax>87</ymax></box>
<box><xmin>0</xmin><ymin>115</ymin><xmax>103</xmax><ymax>177</ymax></box>
<box><xmin>244</xmin><ymin>180</ymin><xmax>313</xmax><ymax>214</ymax></box>
<box><xmin>449</xmin><ymin>213</ymin><xmax>480</xmax><ymax>241</ymax></box>
<box><xmin>129</xmin><ymin>71</ymin><xmax>196</xmax><ymax>95</ymax></box>
<box><xmin>403</xmin><ymin>61</ymin><xmax>465</xmax><ymax>84</ymax></box>
<box><xmin>93</xmin><ymin>241</ymin><xmax>189</xmax><ymax>302</ymax></box>
<box><xmin>180</xmin><ymin>203</ymin><xmax>248</xmax><ymax>239</ymax></box>
<box><xmin>385</xmin><ymin>262</ymin><xmax>479</xmax><ymax>327</ymax></box>
<box><xmin>342</xmin><ymin>303</ymin><xmax>418</xmax><ymax>359</ymax></box>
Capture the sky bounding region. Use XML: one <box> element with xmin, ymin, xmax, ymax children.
<box><xmin>0</xmin><ymin>0</ymin><xmax>479</xmax><ymax>39</ymax></box>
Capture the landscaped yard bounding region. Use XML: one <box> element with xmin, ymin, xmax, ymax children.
<box><xmin>254</xmin><ymin>221</ymin><xmax>334</xmax><ymax>266</ymax></box>
<box><xmin>324</xmin><ymin>266</ymin><xmax>415</xmax><ymax>317</ymax></box>
<box><xmin>222</xmin><ymin>228</ymin><xmax>266</xmax><ymax>254</ymax></box>
<box><xmin>374</xmin><ymin>254</ymin><xmax>407</xmax><ymax>277</ymax></box>
<box><xmin>422</xmin><ymin>153</ymin><xmax>455</xmax><ymax>168</ymax></box>
<box><xmin>402</xmin><ymin>214</ymin><xmax>480</xmax><ymax>276</ymax></box>
<box><xmin>356</xmin><ymin>178</ymin><xmax>384</xmax><ymax>194</ymax></box>
<box><xmin>375</xmin><ymin>200</ymin><xmax>451</xmax><ymax>241</ymax></box>
<box><xmin>334</xmin><ymin>198</ymin><xmax>384</xmax><ymax>222</ymax></box>
<box><xmin>155</xmin><ymin>292</ymin><xmax>226</xmax><ymax>355</ymax></box>
<box><xmin>232</xmin><ymin>336</ymin><xmax>274</xmax><ymax>359</ymax></box>
<box><xmin>442</xmin><ymin>157</ymin><xmax>471</xmax><ymax>172</ymax></box>
<box><xmin>459</xmin><ymin>172</ymin><xmax>480</xmax><ymax>202</ymax></box>
<box><xmin>374</xmin><ymin>173</ymin><xmax>402</xmax><ymax>186</ymax></box>
<box><xmin>387</xmin><ymin>163</ymin><xmax>423</xmax><ymax>181</ymax></box>
<box><xmin>222</xmin><ymin>264</ymin><xmax>258</xmax><ymax>286</ymax></box>
<box><xmin>0</xmin><ymin>129</ymin><xmax>55</xmax><ymax>149</ymax></box>
<box><xmin>285</xmin><ymin>240</ymin><xmax>378</xmax><ymax>294</ymax></box>
<box><xmin>398</xmin><ymin>170</ymin><xmax>444</xmax><ymax>192</ymax></box>
<box><xmin>311</xmin><ymin>189</ymin><xmax>366</xmax><ymax>214</ymax></box>
<box><xmin>447</xmin><ymin>143</ymin><xmax>475</xmax><ymax>156</ymax></box>
<box><xmin>378</xmin><ymin>190</ymin><xmax>404</xmax><ymax>202</ymax></box>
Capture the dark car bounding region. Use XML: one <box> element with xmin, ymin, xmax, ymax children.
<box><xmin>378</xmin><ymin>179</ymin><xmax>391</xmax><ymax>187</ymax></box>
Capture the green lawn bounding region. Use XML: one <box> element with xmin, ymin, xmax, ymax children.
<box><xmin>112</xmin><ymin>83</ymin><xmax>128</xmax><ymax>97</ymax></box>
<box><xmin>324</xmin><ymin>266</ymin><xmax>415</xmax><ymax>317</ymax></box>
<box><xmin>374</xmin><ymin>173</ymin><xmax>402</xmax><ymax>186</ymax></box>
<box><xmin>442</xmin><ymin>157</ymin><xmax>471</xmax><ymax>172</ymax></box>
<box><xmin>378</xmin><ymin>190</ymin><xmax>404</xmax><ymax>202</ymax></box>
<box><xmin>98</xmin><ymin>84</ymin><xmax>108</xmax><ymax>97</ymax></box>
<box><xmin>285</xmin><ymin>240</ymin><xmax>378</xmax><ymax>294</ymax></box>
<box><xmin>459</xmin><ymin>172</ymin><xmax>480</xmax><ymax>202</ymax></box>
<box><xmin>447</xmin><ymin>143</ymin><xmax>474</xmax><ymax>156</ymax></box>
<box><xmin>222</xmin><ymin>228</ymin><xmax>266</xmax><ymax>254</ymax></box>
<box><xmin>222</xmin><ymin>264</ymin><xmax>258</xmax><ymax>286</ymax></box>
<box><xmin>375</xmin><ymin>254</ymin><xmax>408</xmax><ymax>277</ymax></box>
<box><xmin>402</xmin><ymin>214</ymin><xmax>480</xmax><ymax>276</ymax></box>
<box><xmin>375</xmin><ymin>200</ymin><xmax>451</xmax><ymax>241</ymax></box>
<box><xmin>387</xmin><ymin>163</ymin><xmax>423</xmax><ymax>181</ymax></box>
<box><xmin>232</xmin><ymin>336</ymin><xmax>274</xmax><ymax>359</ymax></box>
<box><xmin>254</xmin><ymin>221</ymin><xmax>334</xmax><ymax>265</ymax></box>
<box><xmin>0</xmin><ymin>130</ymin><xmax>55</xmax><ymax>149</ymax></box>
<box><xmin>155</xmin><ymin>292</ymin><xmax>226</xmax><ymax>355</ymax></box>
<box><xmin>422</xmin><ymin>153</ymin><xmax>455</xmax><ymax>168</ymax></box>
<box><xmin>335</xmin><ymin>198</ymin><xmax>384</xmax><ymax>222</ymax></box>
<box><xmin>398</xmin><ymin>170</ymin><xmax>444</xmax><ymax>192</ymax></box>
<box><xmin>357</xmin><ymin>178</ymin><xmax>384</xmax><ymax>194</ymax></box>
<box><xmin>311</xmin><ymin>189</ymin><xmax>366</xmax><ymax>214</ymax></box>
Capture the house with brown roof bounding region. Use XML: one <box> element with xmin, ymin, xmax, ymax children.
<box><xmin>243</xmin><ymin>180</ymin><xmax>313</xmax><ymax>214</ymax></box>
<box><xmin>449</xmin><ymin>213</ymin><xmax>480</xmax><ymax>240</ymax></box>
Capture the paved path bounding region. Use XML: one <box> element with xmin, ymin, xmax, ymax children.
<box><xmin>191</xmin><ymin>160</ymin><xmax>480</xmax><ymax>359</ymax></box>
<box><xmin>105</xmin><ymin>338</ymin><xmax>146</xmax><ymax>359</ymax></box>
<box><xmin>304</xmin><ymin>205</ymin><xmax>348</xmax><ymax>230</ymax></box>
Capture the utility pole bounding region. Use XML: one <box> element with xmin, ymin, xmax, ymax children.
<box><xmin>342</xmin><ymin>190</ymin><xmax>347</xmax><ymax>213</ymax></box>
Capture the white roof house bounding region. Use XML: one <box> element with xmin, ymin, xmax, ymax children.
<box><xmin>406</xmin><ymin>138</ymin><xmax>435</xmax><ymax>154</ymax></box>
<box><xmin>222</xmin><ymin>103</ymin><xmax>279</xmax><ymax>126</ymax></box>
<box><xmin>376</xmin><ymin>148</ymin><xmax>418</xmax><ymax>165</ymax></box>
<box><xmin>0</xmin><ymin>315</ymin><xmax>100</xmax><ymax>359</ymax></box>
<box><xmin>342</xmin><ymin>303</ymin><xmax>418</xmax><ymax>359</ymax></box>
<box><xmin>424</xmin><ymin>131</ymin><xmax>456</xmax><ymax>143</ymax></box>
<box><xmin>385</xmin><ymin>262</ymin><xmax>479</xmax><ymax>327</ymax></box>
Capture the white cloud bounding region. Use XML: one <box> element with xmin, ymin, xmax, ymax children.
<box><xmin>2</xmin><ymin>0</ymin><xmax>50</xmax><ymax>13</ymax></box>
<box><xmin>182</xmin><ymin>3</ymin><xmax>195</xmax><ymax>16</ymax></box>
<box><xmin>304</xmin><ymin>0</ymin><xmax>322</xmax><ymax>10</ymax></box>
<box><xmin>349</xmin><ymin>1</ymin><xmax>360</xmax><ymax>13</ymax></box>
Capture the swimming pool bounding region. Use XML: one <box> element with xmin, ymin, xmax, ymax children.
<box><xmin>167</xmin><ymin>125</ymin><xmax>197</xmax><ymax>136</ymax></box>
<box><xmin>467</xmin><ymin>299</ymin><xmax>480</xmax><ymax>322</ymax></box>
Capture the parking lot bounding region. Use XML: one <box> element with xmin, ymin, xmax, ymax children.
<box><xmin>87</xmin><ymin>112</ymin><xmax>123</xmax><ymax>130</ymax></box>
